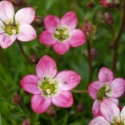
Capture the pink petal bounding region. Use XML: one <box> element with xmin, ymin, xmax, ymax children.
<box><xmin>31</xmin><ymin>94</ymin><xmax>51</xmax><ymax>114</ymax></box>
<box><xmin>120</xmin><ymin>106</ymin><xmax>125</xmax><ymax>122</ymax></box>
<box><xmin>68</xmin><ymin>29</ymin><xmax>86</xmax><ymax>47</ymax></box>
<box><xmin>98</xmin><ymin>67</ymin><xmax>114</xmax><ymax>83</ymax></box>
<box><xmin>89</xmin><ymin>116</ymin><xmax>110</xmax><ymax>125</ymax></box>
<box><xmin>17</xmin><ymin>24</ymin><xmax>36</xmax><ymax>42</ymax></box>
<box><xmin>0</xmin><ymin>20</ymin><xmax>5</xmax><ymax>33</ymax></box>
<box><xmin>100</xmin><ymin>98</ymin><xmax>120</xmax><ymax>122</ymax></box>
<box><xmin>36</xmin><ymin>55</ymin><xmax>57</xmax><ymax>79</ymax></box>
<box><xmin>52</xmin><ymin>91</ymin><xmax>73</xmax><ymax>108</ymax></box>
<box><xmin>56</xmin><ymin>70</ymin><xmax>81</xmax><ymax>91</ymax></box>
<box><xmin>110</xmin><ymin>78</ymin><xmax>125</xmax><ymax>98</ymax></box>
<box><xmin>92</xmin><ymin>100</ymin><xmax>101</xmax><ymax>117</ymax></box>
<box><xmin>0</xmin><ymin>1</ymin><xmax>14</xmax><ymax>23</ymax></box>
<box><xmin>44</xmin><ymin>15</ymin><xmax>60</xmax><ymax>33</ymax></box>
<box><xmin>15</xmin><ymin>7</ymin><xmax>35</xmax><ymax>24</ymax></box>
<box><xmin>88</xmin><ymin>81</ymin><xmax>103</xmax><ymax>100</ymax></box>
<box><xmin>20</xmin><ymin>75</ymin><xmax>41</xmax><ymax>94</ymax></box>
<box><xmin>52</xmin><ymin>41</ymin><xmax>70</xmax><ymax>55</ymax></box>
<box><xmin>109</xmin><ymin>98</ymin><xmax>119</xmax><ymax>105</ymax></box>
<box><xmin>39</xmin><ymin>31</ymin><xmax>57</xmax><ymax>45</ymax></box>
<box><xmin>61</xmin><ymin>11</ymin><xmax>78</xmax><ymax>30</ymax></box>
<box><xmin>0</xmin><ymin>33</ymin><xmax>16</xmax><ymax>49</ymax></box>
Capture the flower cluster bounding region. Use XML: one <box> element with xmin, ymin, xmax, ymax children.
<box><xmin>88</xmin><ymin>67</ymin><xmax>125</xmax><ymax>124</ymax></box>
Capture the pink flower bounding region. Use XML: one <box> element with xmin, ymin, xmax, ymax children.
<box><xmin>39</xmin><ymin>11</ymin><xmax>86</xmax><ymax>55</ymax></box>
<box><xmin>100</xmin><ymin>0</ymin><xmax>109</xmax><ymax>7</ymax></box>
<box><xmin>89</xmin><ymin>99</ymin><xmax>125</xmax><ymax>125</ymax></box>
<box><xmin>20</xmin><ymin>55</ymin><xmax>81</xmax><ymax>114</ymax></box>
<box><xmin>88</xmin><ymin>67</ymin><xmax>125</xmax><ymax>117</ymax></box>
<box><xmin>0</xmin><ymin>0</ymin><xmax>36</xmax><ymax>49</ymax></box>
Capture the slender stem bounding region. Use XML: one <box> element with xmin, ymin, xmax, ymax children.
<box><xmin>71</xmin><ymin>89</ymin><xmax>88</xmax><ymax>93</ymax></box>
<box><xmin>17</xmin><ymin>40</ymin><xmax>29</xmax><ymax>62</ymax></box>
<box><xmin>113</xmin><ymin>0</ymin><xmax>125</xmax><ymax>74</ymax></box>
<box><xmin>86</xmin><ymin>39</ymin><xmax>93</xmax><ymax>83</ymax></box>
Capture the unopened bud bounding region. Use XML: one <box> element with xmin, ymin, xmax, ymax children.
<box><xmin>86</xmin><ymin>2</ymin><xmax>95</xmax><ymax>9</ymax></box>
<box><xmin>8</xmin><ymin>0</ymin><xmax>24</xmax><ymax>6</ymax></box>
<box><xmin>76</xmin><ymin>103</ymin><xmax>84</xmax><ymax>112</ymax></box>
<box><xmin>33</xmin><ymin>16</ymin><xmax>44</xmax><ymax>27</ymax></box>
<box><xmin>81</xmin><ymin>21</ymin><xmax>95</xmax><ymax>37</ymax></box>
<box><xmin>104</xmin><ymin>12</ymin><xmax>113</xmax><ymax>25</ymax></box>
<box><xmin>12</xmin><ymin>93</ymin><xmax>21</xmax><ymax>105</ymax></box>
<box><xmin>108</xmin><ymin>42</ymin><xmax>114</xmax><ymax>49</ymax></box>
<box><xmin>29</xmin><ymin>54</ymin><xmax>39</xmax><ymax>64</ymax></box>
<box><xmin>90</xmin><ymin>48</ymin><xmax>98</xmax><ymax>60</ymax></box>
<box><xmin>46</xmin><ymin>106</ymin><xmax>56</xmax><ymax>117</ymax></box>
<box><xmin>22</xmin><ymin>118</ymin><xmax>31</xmax><ymax>125</ymax></box>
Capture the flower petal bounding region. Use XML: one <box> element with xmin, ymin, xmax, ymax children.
<box><xmin>44</xmin><ymin>15</ymin><xmax>60</xmax><ymax>33</ymax></box>
<box><xmin>20</xmin><ymin>75</ymin><xmax>41</xmax><ymax>94</ymax></box>
<box><xmin>109</xmin><ymin>98</ymin><xmax>119</xmax><ymax>105</ymax></box>
<box><xmin>61</xmin><ymin>11</ymin><xmax>78</xmax><ymax>30</ymax></box>
<box><xmin>39</xmin><ymin>31</ymin><xmax>57</xmax><ymax>45</ymax></box>
<box><xmin>0</xmin><ymin>1</ymin><xmax>14</xmax><ymax>23</ymax></box>
<box><xmin>0</xmin><ymin>20</ymin><xmax>5</xmax><ymax>33</ymax></box>
<box><xmin>15</xmin><ymin>7</ymin><xmax>35</xmax><ymax>24</ymax></box>
<box><xmin>110</xmin><ymin>78</ymin><xmax>125</xmax><ymax>98</ymax></box>
<box><xmin>68</xmin><ymin>29</ymin><xmax>86</xmax><ymax>47</ymax></box>
<box><xmin>92</xmin><ymin>100</ymin><xmax>101</xmax><ymax>117</ymax></box>
<box><xmin>100</xmin><ymin>98</ymin><xmax>120</xmax><ymax>122</ymax></box>
<box><xmin>31</xmin><ymin>94</ymin><xmax>51</xmax><ymax>114</ymax></box>
<box><xmin>0</xmin><ymin>33</ymin><xmax>16</xmax><ymax>49</ymax></box>
<box><xmin>120</xmin><ymin>106</ymin><xmax>125</xmax><ymax>122</ymax></box>
<box><xmin>36</xmin><ymin>55</ymin><xmax>57</xmax><ymax>79</ymax></box>
<box><xmin>89</xmin><ymin>116</ymin><xmax>110</xmax><ymax>125</ymax></box>
<box><xmin>52</xmin><ymin>91</ymin><xmax>73</xmax><ymax>108</ymax></box>
<box><xmin>56</xmin><ymin>70</ymin><xmax>81</xmax><ymax>91</ymax></box>
<box><xmin>17</xmin><ymin>24</ymin><xmax>36</xmax><ymax>42</ymax></box>
<box><xmin>88</xmin><ymin>81</ymin><xmax>103</xmax><ymax>100</ymax></box>
<box><xmin>98</xmin><ymin>67</ymin><xmax>114</xmax><ymax>83</ymax></box>
<box><xmin>52</xmin><ymin>41</ymin><xmax>70</xmax><ymax>55</ymax></box>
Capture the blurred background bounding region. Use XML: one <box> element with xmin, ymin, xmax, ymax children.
<box><xmin>0</xmin><ymin>0</ymin><xmax>125</xmax><ymax>124</ymax></box>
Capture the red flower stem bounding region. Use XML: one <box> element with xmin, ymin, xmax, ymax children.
<box><xmin>17</xmin><ymin>40</ymin><xmax>29</xmax><ymax>62</ymax></box>
<box><xmin>71</xmin><ymin>89</ymin><xmax>88</xmax><ymax>93</ymax></box>
<box><xmin>86</xmin><ymin>39</ymin><xmax>93</xmax><ymax>83</ymax></box>
<box><xmin>113</xmin><ymin>0</ymin><xmax>125</xmax><ymax>74</ymax></box>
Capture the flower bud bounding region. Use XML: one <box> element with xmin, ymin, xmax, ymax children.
<box><xmin>103</xmin><ymin>12</ymin><xmax>113</xmax><ymax>25</ymax></box>
<box><xmin>46</xmin><ymin>106</ymin><xmax>56</xmax><ymax>117</ymax></box>
<box><xmin>86</xmin><ymin>2</ymin><xmax>95</xmax><ymax>9</ymax></box>
<box><xmin>81</xmin><ymin>21</ymin><xmax>95</xmax><ymax>37</ymax></box>
<box><xmin>12</xmin><ymin>93</ymin><xmax>21</xmax><ymax>105</ymax></box>
<box><xmin>29</xmin><ymin>54</ymin><xmax>39</xmax><ymax>64</ymax></box>
<box><xmin>8</xmin><ymin>0</ymin><xmax>24</xmax><ymax>6</ymax></box>
<box><xmin>90</xmin><ymin>48</ymin><xmax>98</xmax><ymax>60</ymax></box>
<box><xmin>33</xmin><ymin>16</ymin><xmax>44</xmax><ymax>27</ymax></box>
<box><xmin>76</xmin><ymin>103</ymin><xmax>84</xmax><ymax>112</ymax></box>
<box><xmin>22</xmin><ymin>118</ymin><xmax>31</xmax><ymax>125</ymax></box>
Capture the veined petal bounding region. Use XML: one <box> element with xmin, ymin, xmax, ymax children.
<box><xmin>92</xmin><ymin>100</ymin><xmax>101</xmax><ymax>117</ymax></box>
<box><xmin>120</xmin><ymin>106</ymin><xmax>125</xmax><ymax>122</ymax></box>
<box><xmin>44</xmin><ymin>15</ymin><xmax>60</xmax><ymax>33</ymax></box>
<box><xmin>20</xmin><ymin>75</ymin><xmax>41</xmax><ymax>94</ymax></box>
<box><xmin>39</xmin><ymin>31</ymin><xmax>57</xmax><ymax>45</ymax></box>
<box><xmin>0</xmin><ymin>33</ymin><xmax>16</xmax><ymax>49</ymax></box>
<box><xmin>17</xmin><ymin>24</ymin><xmax>36</xmax><ymax>42</ymax></box>
<box><xmin>36</xmin><ymin>55</ymin><xmax>57</xmax><ymax>79</ymax></box>
<box><xmin>61</xmin><ymin>11</ymin><xmax>78</xmax><ymax>30</ymax></box>
<box><xmin>56</xmin><ymin>70</ymin><xmax>81</xmax><ymax>91</ymax></box>
<box><xmin>110</xmin><ymin>78</ymin><xmax>125</xmax><ymax>98</ymax></box>
<box><xmin>52</xmin><ymin>41</ymin><xmax>70</xmax><ymax>55</ymax></box>
<box><xmin>89</xmin><ymin>116</ymin><xmax>110</xmax><ymax>125</ymax></box>
<box><xmin>52</xmin><ymin>91</ymin><xmax>73</xmax><ymax>108</ymax></box>
<box><xmin>68</xmin><ymin>29</ymin><xmax>86</xmax><ymax>47</ymax></box>
<box><xmin>98</xmin><ymin>67</ymin><xmax>114</xmax><ymax>83</ymax></box>
<box><xmin>88</xmin><ymin>81</ymin><xmax>103</xmax><ymax>100</ymax></box>
<box><xmin>109</xmin><ymin>98</ymin><xmax>119</xmax><ymax>105</ymax></box>
<box><xmin>15</xmin><ymin>7</ymin><xmax>35</xmax><ymax>25</ymax></box>
<box><xmin>100</xmin><ymin>98</ymin><xmax>120</xmax><ymax>122</ymax></box>
<box><xmin>0</xmin><ymin>1</ymin><xmax>14</xmax><ymax>23</ymax></box>
<box><xmin>0</xmin><ymin>20</ymin><xmax>5</xmax><ymax>33</ymax></box>
<box><xmin>31</xmin><ymin>94</ymin><xmax>51</xmax><ymax>114</ymax></box>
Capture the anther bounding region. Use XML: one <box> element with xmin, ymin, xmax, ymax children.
<box><xmin>46</xmin><ymin>89</ymin><xmax>51</xmax><ymax>94</ymax></box>
<box><xmin>55</xmin><ymin>31</ymin><xmax>60</xmax><ymax>35</ymax></box>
